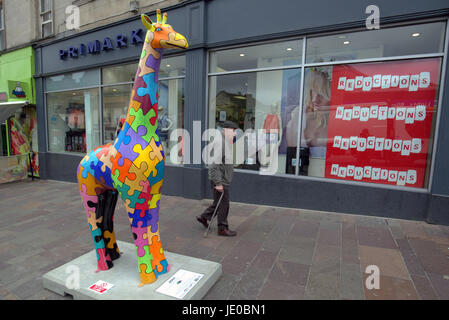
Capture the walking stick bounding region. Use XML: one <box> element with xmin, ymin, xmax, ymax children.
<box><xmin>203</xmin><ymin>191</ymin><xmax>225</xmax><ymax>238</ymax></box>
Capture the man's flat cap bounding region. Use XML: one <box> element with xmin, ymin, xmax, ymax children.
<box><xmin>223</xmin><ymin>121</ymin><xmax>239</xmax><ymax>129</ymax></box>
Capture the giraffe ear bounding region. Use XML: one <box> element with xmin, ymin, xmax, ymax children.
<box><xmin>141</xmin><ymin>14</ymin><xmax>153</xmax><ymax>30</ymax></box>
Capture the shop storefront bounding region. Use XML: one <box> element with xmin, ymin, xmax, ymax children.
<box><xmin>34</xmin><ymin>0</ymin><xmax>449</xmax><ymax>224</ymax></box>
<box><xmin>0</xmin><ymin>46</ymin><xmax>39</xmax><ymax>183</ymax></box>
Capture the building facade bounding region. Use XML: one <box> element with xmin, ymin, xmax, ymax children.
<box><xmin>0</xmin><ymin>0</ymin><xmax>40</xmax><ymax>182</ymax></box>
<box><xmin>33</xmin><ymin>0</ymin><xmax>449</xmax><ymax>225</ymax></box>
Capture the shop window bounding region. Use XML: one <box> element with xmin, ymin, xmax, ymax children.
<box><xmin>209</xmin><ymin>40</ymin><xmax>303</xmax><ymax>175</ymax></box>
<box><xmin>299</xmin><ymin>58</ymin><xmax>442</xmax><ymax>189</ymax></box>
<box><xmin>46</xmin><ymin>69</ymin><xmax>99</xmax><ymax>92</ymax></box>
<box><xmin>158</xmin><ymin>78</ymin><xmax>184</xmax><ymax>165</ymax></box>
<box><xmin>210</xmin><ymin>40</ymin><xmax>302</xmax><ymax>73</ymax></box>
<box><xmin>208</xmin><ymin>68</ymin><xmax>301</xmax><ymax>175</ymax></box>
<box><xmin>306</xmin><ymin>22</ymin><xmax>445</xmax><ymax>63</ymax></box>
<box><xmin>102</xmin><ymin>63</ymin><xmax>136</xmax><ymax>85</ymax></box>
<box><xmin>40</xmin><ymin>0</ymin><xmax>53</xmax><ymax>38</ymax></box>
<box><xmin>47</xmin><ymin>88</ymin><xmax>100</xmax><ymax>154</ymax></box>
<box><xmin>102</xmin><ymin>84</ymin><xmax>132</xmax><ymax>143</ymax></box>
<box><xmin>159</xmin><ymin>55</ymin><xmax>186</xmax><ymax>78</ymax></box>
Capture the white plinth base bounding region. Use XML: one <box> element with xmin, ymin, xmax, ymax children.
<box><xmin>42</xmin><ymin>241</ymin><xmax>222</xmax><ymax>300</ymax></box>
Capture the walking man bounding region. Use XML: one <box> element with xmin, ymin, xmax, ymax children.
<box><xmin>196</xmin><ymin>121</ymin><xmax>239</xmax><ymax>236</ymax></box>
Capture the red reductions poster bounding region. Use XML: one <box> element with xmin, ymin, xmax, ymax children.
<box><xmin>324</xmin><ymin>58</ymin><xmax>441</xmax><ymax>188</ymax></box>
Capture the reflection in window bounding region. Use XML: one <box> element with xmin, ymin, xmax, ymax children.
<box><xmin>306</xmin><ymin>22</ymin><xmax>446</xmax><ymax>63</ymax></box>
<box><xmin>158</xmin><ymin>78</ymin><xmax>184</xmax><ymax>164</ymax></box>
<box><xmin>47</xmin><ymin>89</ymin><xmax>100</xmax><ymax>153</ymax></box>
<box><xmin>102</xmin><ymin>84</ymin><xmax>132</xmax><ymax>143</ymax></box>
<box><xmin>210</xmin><ymin>40</ymin><xmax>302</xmax><ymax>73</ymax></box>
<box><xmin>159</xmin><ymin>55</ymin><xmax>186</xmax><ymax>78</ymax></box>
<box><xmin>102</xmin><ymin>63</ymin><xmax>136</xmax><ymax>85</ymax></box>
<box><xmin>45</xmin><ymin>69</ymin><xmax>99</xmax><ymax>91</ymax></box>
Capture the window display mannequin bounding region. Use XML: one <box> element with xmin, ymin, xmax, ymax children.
<box><xmin>241</xmin><ymin>115</ymin><xmax>260</xmax><ymax>170</ymax></box>
<box><xmin>285</xmin><ymin>105</ymin><xmax>300</xmax><ymax>174</ymax></box>
<box><xmin>259</xmin><ymin>102</ymin><xmax>282</xmax><ymax>175</ymax></box>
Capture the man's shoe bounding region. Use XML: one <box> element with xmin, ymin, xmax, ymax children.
<box><xmin>196</xmin><ymin>216</ymin><xmax>208</xmax><ymax>228</ymax></box>
<box><xmin>218</xmin><ymin>228</ymin><xmax>237</xmax><ymax>237</ymax></box>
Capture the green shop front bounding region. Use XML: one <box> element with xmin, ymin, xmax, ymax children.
<box><xmin>0</xmin><ymin>46</ymin><xmax>39</xmax><ymax>183</ymax></box>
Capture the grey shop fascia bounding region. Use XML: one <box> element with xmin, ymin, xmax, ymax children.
<box><xmin>58</xmin><ymin>28</ymin><xmax>145</xmax><ymax>60</ymax></box>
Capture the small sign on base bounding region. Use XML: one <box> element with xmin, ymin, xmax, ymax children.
<box><xmin>88</xmin><ymin>280</ymin><xmax>115</xmax><ymax>294</ymax></box>
<box><xmin>156</xmin><ymin>269</ymin><xmax>204</xmax><ymax>299</ymax></box>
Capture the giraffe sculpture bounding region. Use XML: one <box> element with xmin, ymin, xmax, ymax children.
<box><xmin>76</xmin><ymin>10</ymin><xmax>188</xmax><ymax>287</ymax></box>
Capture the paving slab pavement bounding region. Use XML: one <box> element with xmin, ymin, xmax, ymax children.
<box><xmin>0</xmin><ymin>179</ymin><xmax>448</xmax><ymax>300</ymax></box>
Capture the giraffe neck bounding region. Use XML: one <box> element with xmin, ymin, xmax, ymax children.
<box><xmin>123</xmin><ymin>45</ymin><xmax>163</xmax><ymax>142</ymax></box>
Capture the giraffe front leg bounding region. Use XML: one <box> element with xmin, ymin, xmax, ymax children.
<box><xmin>130</xmin><ymin>214</ymin><xmax>158</xmax><ymax>287</ymax></box>
<box><xmin>129</xmin><ymin>193</ymin><xmax>170</xmax><ymax>287</ymax></box>
<box><xmin>147</xmin><ymin>193</ymin><xmax>171</xmax><ymax>278</ymax></box>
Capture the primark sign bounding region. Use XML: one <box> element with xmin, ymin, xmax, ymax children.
<box><xmin>58</xmin><ymin>29</ymin><xmax>144</xmax><ymax>60</ymax></box>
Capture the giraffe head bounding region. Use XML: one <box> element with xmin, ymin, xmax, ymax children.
<box><xmin>141</xmin><ymin>10</ymin><xmax>188</xmax><ymax>50</ymax></box>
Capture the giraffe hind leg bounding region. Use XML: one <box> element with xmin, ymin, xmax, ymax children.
<box><xmin>78</xmin><ymin>163</ymin><xmax>114</xmax><ymax>272</ymax></box>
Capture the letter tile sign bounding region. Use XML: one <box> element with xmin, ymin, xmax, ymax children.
<box><xmin>325</xmin><ymin>58</ymin><xmax>441</xmax><ymax>188</ymax></box>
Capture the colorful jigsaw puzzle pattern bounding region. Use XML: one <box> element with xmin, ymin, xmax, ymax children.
<box><xmin>76</xmin><ymin>10</ymin><xmax>188</xmax><ymax>287</ymax></box>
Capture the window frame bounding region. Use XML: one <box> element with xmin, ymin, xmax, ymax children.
<box><xmin>40</xmin><ymin>0</ymin><xmax>53</xmax><ymax>38</ymax></box>
<box><xmin>0</xmin><ymin>3</ymin><xmax>5</xmax><ymax>51</ymax></box>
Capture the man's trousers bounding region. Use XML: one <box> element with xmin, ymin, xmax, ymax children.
<box><xmin>201</xmin><ymin>181</ymin><xmax>230</xmax><ymax>229</ymax></box>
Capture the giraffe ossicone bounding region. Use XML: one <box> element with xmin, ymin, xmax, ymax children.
<box><xmin>76</xmin><ymin>9</ymin><xmax>188</xmax><ymax>287</ymax></box>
